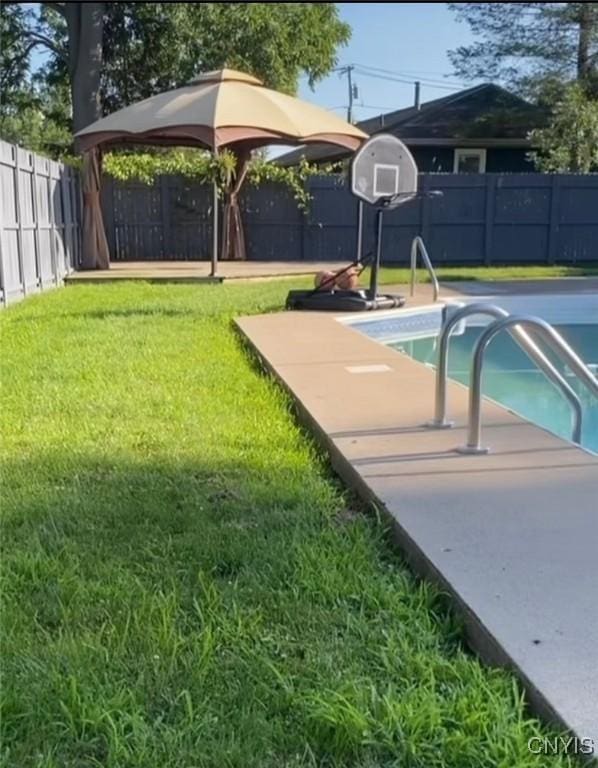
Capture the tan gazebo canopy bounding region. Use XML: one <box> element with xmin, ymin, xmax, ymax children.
<box><xmin>75</xmin><ymin>69</ymin><xmax>367</xmax><ymax>271</ymax></box>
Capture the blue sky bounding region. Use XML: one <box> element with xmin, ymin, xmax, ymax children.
<box><xmin>29</xmin><ymin>1</ymin><xmax>480</xmax><ymax>158</ymax></box>
<box><xmin>30</xmin><ymin>2</ymin><xmax>478</xmax><ymax>116</ymax></box>
<box><xmin>296</xmin><ymin>3</ymin><xmax>480</xmax><ymax>121</ymax></box>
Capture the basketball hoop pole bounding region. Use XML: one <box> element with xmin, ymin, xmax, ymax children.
<box><xmin>368</xmin><ymin>207</ymin><xmax>384</xmax><ymax>299</ymax></box>
<box><xmin>355</xmin><ymin>200</ymin><xmax>364</xmax><ymax>264</ymax></box>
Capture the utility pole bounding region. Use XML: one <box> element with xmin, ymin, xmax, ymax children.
<box><xmin>337</xmin><ymin>65</ymin><xmax>356</xmax><ymax>123</ymax></box>
<box><xmin>346</xmin><ymin>65</ymin><xmax>354</xmax><ymax>123</ymax></box>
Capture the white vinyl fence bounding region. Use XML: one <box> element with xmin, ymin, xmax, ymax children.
<box><xmin>0</xmin><ymin>140</ymin><xmax>80</xmax><ymax>306</ymax></box>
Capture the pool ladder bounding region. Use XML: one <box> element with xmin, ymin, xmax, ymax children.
<box><xmin>425</xmin><ymin>303</ymin><xmax>598</xmax><ymax>453</ymax></box>
<box><xmin>410</xmin><ymin>236</ymin><xmax>440</xmax><ymax>303</ymax></box>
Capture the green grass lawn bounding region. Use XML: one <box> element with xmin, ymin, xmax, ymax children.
<box><xmin>369</xmin><ymin>262</ymin><xmax>598</xmax><ymax>286</ymax></box>
<box><xmin>0</xmin><ymin>281</ymin><xmax>583</xmax><ymax>768</ymax></box>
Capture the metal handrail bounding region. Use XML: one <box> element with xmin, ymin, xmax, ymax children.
<box><xmin>426</xmin><ymin>303</ymin><xmax>583</xmax><ymax>444</ymax></box>
<box><xmin>457</xmin><ymin>314</ymin><xmax>598</xmax><ymax>454</ymax></box>
<box><xmin>410</xmin><ymin>236</ymin><xmax>439</xmax><ymax>302</ymax></box>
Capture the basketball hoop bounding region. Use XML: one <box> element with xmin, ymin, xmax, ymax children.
<box><xmin>286</xmin><ymin>134</ymin><xmax>438</xmax><ymax>312</ymax></box>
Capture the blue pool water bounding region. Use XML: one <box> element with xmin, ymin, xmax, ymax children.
<box><xmin>392</xmin><ymin>323</ymin><xmax>598</xmax><ymax>453</ymax></box>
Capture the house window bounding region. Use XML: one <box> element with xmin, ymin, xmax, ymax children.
<box><xmin>453</xmin><ymin>148</ymin><xmax>487</xmax><ymax>173</ymax></box>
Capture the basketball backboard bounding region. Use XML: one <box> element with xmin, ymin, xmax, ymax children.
<box><xmin>351</xmin><ymin>134</ymin><xmax>418</xmax><ymax>206</ymax></box>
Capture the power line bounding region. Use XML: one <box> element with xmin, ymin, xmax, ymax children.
<box><xmin>355</xmin><ymin>69</ymin><xmax>463</xmax><ymax>91</ymax></box>
<box><xmin>351</xmin><ymin>62</ymin><xmax>469</xmax><ymax>89</ymax></box>
<box><xmin>355</xmin><ymin>68</ymin><xmax>466</xmax><ymax>90</ymax></box>
<box><xmin>357</xmin><ymin>104</ymin><xmax>399</xmax><ymax>111</ymax></box>
<box><xmin>355</xmin><ymin>70</ymin><xmax>414</xmax><ymax>86</ymax></box>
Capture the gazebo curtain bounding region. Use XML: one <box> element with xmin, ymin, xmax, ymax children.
<box><xmin>80</xmin><ymin>148</ymin><xmax>110</xmax><ymax>270</ymax></box>
<box><xmin>220</xmin><ymin>148</ymin><xmax>252</xmax><ymax>261</ymax></box>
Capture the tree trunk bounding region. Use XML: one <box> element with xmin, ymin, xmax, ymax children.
<box><xmin>62</xmin><ymin>3</ymin><xmax>108</xmax><ymax>269</ymax></box>
<box><xmin>576</xmin><ymin>3</ymin><xmax>593</xmax><ymax>82</ymax></box>
<box><xmin>64</xmin><ymin>2</ymin><xmax>104</xmax><ymax>132</ymax></box>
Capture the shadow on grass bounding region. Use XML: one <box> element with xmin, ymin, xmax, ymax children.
<box><xmin>0</xmin><ymin>450</ymin><xmax>467</xmax><ymax>764</ymax></box>
<box><xmin>4</xmin><ymin>450</ymin><xmax>576</xmax><ymax>767</ymax></box>
<box><xmin>1</xmin><ymin>452</ymin><xmax>332</xmax><ymax>581</ymax></box>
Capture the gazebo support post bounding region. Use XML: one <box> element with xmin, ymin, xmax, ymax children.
<box><xmin>211</xmin><ymin>179</ymin><xmax>219</xmax><ymax>277</ymax></box>
<box><xmin>210</xmin><ymin>147</ymin><xmax>219</xmax><ymax>277</ymax></box>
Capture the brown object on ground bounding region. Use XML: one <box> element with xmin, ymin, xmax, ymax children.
<box><xmin>335</xmin><ymin>267</ymin><xmax>360</xmax><ymax>290</ymax></box>
<box><xmin>314</xmin><ymin>270</ymin><xmax>338</xmax><ymax>290</ymax></box>
<box><xmin>314</xmin><ymin>266</ymin><xmax>360</xmax><ymax>291</ymax></box>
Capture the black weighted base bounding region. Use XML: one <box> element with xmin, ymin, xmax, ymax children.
<box><xmin>285</xmin><ymin>289</ymin><xmax>405</xmax><ymax>312</ymax></box>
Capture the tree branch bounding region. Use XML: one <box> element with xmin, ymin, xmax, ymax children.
<box><xmin>1</xmin><ymin>35</ymin><xmax>66</xmax><ymax>89</ymax></box>
<box><xmin>21</xmin><ymin>29</ymin><xmax>67</xmax><ymax>63</ymax></box>
<box><xmin>43</xmin><ymin>3</ymin><xmax>67</xmax><ymax>18</ymax></box>
<box><xmin>1</xmin><ymin>41</ymin><xmax>40</xmax><ymax>89</ymax></box>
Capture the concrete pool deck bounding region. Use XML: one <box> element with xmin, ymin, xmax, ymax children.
<box><xmin>236</xmin><ymin>279</ymin><xmax>598</xmax><ymax>748</ymax></box>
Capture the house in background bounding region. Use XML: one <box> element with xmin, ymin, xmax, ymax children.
<box><xmin>277</xmin><ymin>83</ymin><xmax>548</xmax><ymax>173</ymax></box>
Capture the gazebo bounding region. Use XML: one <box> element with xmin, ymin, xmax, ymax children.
<box><xmin>75</xmin><ymin>69</ymin><xmax>367</xmax><ymax>275</ymax></box>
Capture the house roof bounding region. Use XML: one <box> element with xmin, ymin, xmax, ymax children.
<box><xmin>276</xmin><ymin>83</ymin><xmax>548</xmax><ymax>166</ymax></box>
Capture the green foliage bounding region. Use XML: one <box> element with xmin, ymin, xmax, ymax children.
<box><xmin>247</xmin><ymin>157</ymin><xmax>342</xmax><ymax>209</ymax></box>
<box><xmin>0</xmin><ymin>3</ymin><xmax>67</xmax><ymax>154</ymax></box>
<box><xmin>186</xmin><ymin>3</ymin><xmax>351</xmax><ymax>95</ymax></box>
<box><xmin>0</xmin><ymin>82</ymin><xmax>72</xmax><ymax>157</ymax></box>
<box><xmin>2</xmin><ymin>2</ymin><xmax>350</xmax><ymax>159</ymax></box>
<box><xmin>529</xmin><ymin>84</ymin><xmax>598</xmax><ymax>172</ymax></box>
<box><xmin>96</xmin><ymin>3</ymin><xmax>351</xmax><ymax>108</ymax></box>
<box><xmin>0</xmin><ymin>281</ymin><xmax>582</xmax><ymax>767</ymax></box>
<box><xmin>103</xmin><ymin>150</ymin><xmax>236</xmax><ymax>189</ymax></box>
<box><xmin>103</xmin><ymin>150</ymin><xmax>341</xmax><ymax>210</ymax></box>
<box><xmin>448</xmin><ymin>3</ymin><xmax>598</xmax><ymax>99</ymax></box>
<box><xmin>0</xmin><ymin>104</ymin><xmax>70</xmax><ymax>156</ymax></box>
<box><xmin>1</xmin><ymin>3</ymin><xmax>33</xmax><ymax>97</ymax></box>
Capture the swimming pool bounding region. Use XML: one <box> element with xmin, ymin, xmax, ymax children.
<box><xmin>349</xmin><ymin>294</ymin><xmax>598</xmax><ymax>454</ymax></box>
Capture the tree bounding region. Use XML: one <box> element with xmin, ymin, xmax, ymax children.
<box><xmin>1</xmin><ymin>3</ymin><xmax>33</xmax><ymax>104</ymax></box>
<box><xmin>0</xmin><ymin>86</ymin><xmax>72</xmax><ymax>157</ymax></box>
<box><xmin>0</xmin><ymin>4</ymin><xmax>72</xmax><ymax>154</ymax></box>
<box><xmin>529</xmin><ymin>84</ymin><xmax>598</xmax><ymax>172</ymax></box>
<box><xmin>2</xmin><ymin>2</ymin><xmax>350</xmax><ymax>142</ymax></box>
<box><xmin>448</xmin><ymin>3</ymin><xmax>598</xmax><ymax>99</ymax></box>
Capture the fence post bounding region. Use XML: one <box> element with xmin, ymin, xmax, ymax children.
<box><xmin>300</xmin><ymin>180</ymin><xmax>309</xmax><ymax>261</ymax></box>
<box><xmin>300</xmin><ymin>207</ymin><xmax>307</xmax><ymax>261</ymax></box>
<box><xmin>77</xmin><ymin>170</ymin><xmax>84</xmax><ymax>267</ymax></box>
<box><xmin>0</xmin><ymin>222</ymin><xmax>6</xmax><ymax>306</ymax></box>
<box><xmin>13</xmin><ymin>148</ymin><xmax>27</xmax><ymax>297</ymax></box>
<box><xmin>31</xmin><ymin>155</ymin><xmax>43</xmax><ymax>289</ymax></box>
<box><xmin>484</xmin><ymin>175</ymin><xmax>497</xmax><ymax>266</ymax></box>
<box><xmin>160</xmin><ymin>176</ymin><xmax>170</xmax><ymax>259</ymax></box>
<box><xmin>101</xmin><ymin>176</ymin><xmax>114</xmax><ymax>262</ymax></box>
<box><xmin>69</xmin><ymin>168</ymin><xmax>78</xmax><ymax>272</ymax></box>
<box><xmin>60</xmin><ymin>167</ymin><xmax>73</xmax><ymax>277</ymax></box>
<box><xmin>47</xmin><ymin>166</ymin><xmax>59</xmax><ymax>285</ymax></box>
<box><xmin>420</xmin><ymin>174</ymin><xmax>430</xmax><ymax>243</ymax></box>
<box><xmin>547</xmin><ymin>175</ymin><xmax>561</xmax><ymax>265</ymax></box>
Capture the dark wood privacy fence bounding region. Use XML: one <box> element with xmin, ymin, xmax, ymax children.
<box><xmin>0</xmin><ymin>140</ymin><xmax>80</xmax><ymax>305</ymax></box>
<box><xmin>101</xmin><ymin>173</ymin><xmax>598</xmax><ymax>265</ymax></box>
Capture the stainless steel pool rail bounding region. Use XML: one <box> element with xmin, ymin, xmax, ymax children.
<box><xmin>457</xmin><ymin>314</ymin><xmax>598</xmax><ymax>454</ymax></box>
<box><xmin>426</xmin><ymin>304</ymin><xmax>583</xmax><ymax>445</ymax></box>
<box><xmin>410</xmin><ymin>236</ymin><xmax>439</xmax><ymax>303</ymax></box>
